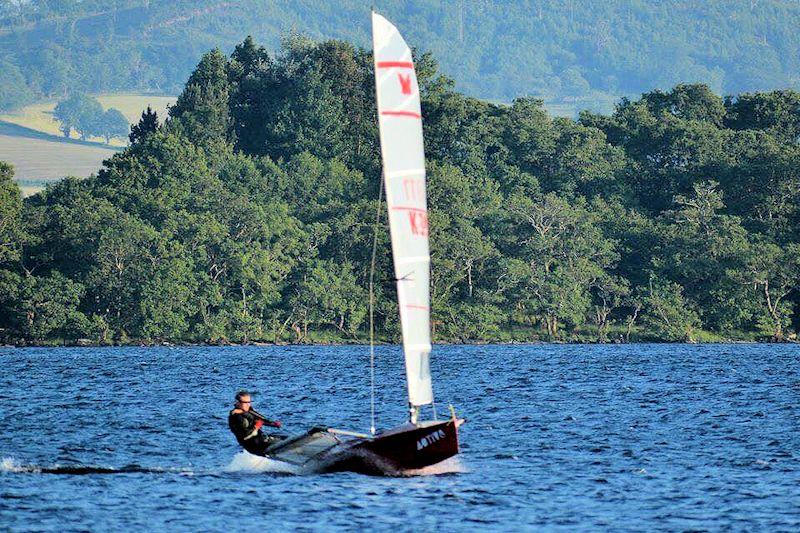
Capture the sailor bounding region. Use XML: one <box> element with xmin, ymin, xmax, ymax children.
<box><xmin>228</xmin><ymin>390</ymin><xmax>284</xmax><ymax>456</ymax></box>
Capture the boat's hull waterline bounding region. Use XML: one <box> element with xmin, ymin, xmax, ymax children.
<box><xmin>261</xmin><ymin>418</ymin><xmax>464</xmax><ymax>476</ymax></box>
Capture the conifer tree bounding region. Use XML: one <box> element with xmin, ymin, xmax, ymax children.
<box><xmin>129</xmin><ymin>106</ymin><xmax>159</xmax><ymax>144</ymax></box>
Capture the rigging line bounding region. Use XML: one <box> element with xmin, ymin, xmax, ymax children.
<box><xmin>368</xmin><ymin>173</ymin><xmax>385</xmax><ymax>436</ymax></box>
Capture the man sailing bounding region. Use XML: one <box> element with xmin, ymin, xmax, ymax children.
<box><xmin>228</xmin><ymin>391</ymin><xmax>284</xmax><ymax>456</ymax></box>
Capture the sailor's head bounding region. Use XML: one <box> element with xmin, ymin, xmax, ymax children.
<box><xmin>235</xmin><ymin>390</ymin><xmax>252</xmax><ymax>412</ymax></box>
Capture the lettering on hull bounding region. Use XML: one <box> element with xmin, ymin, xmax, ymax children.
<box><xmin>416</xmin><ymin>429</ymin><xmax>446</xmax><ymax>450</ymax></box>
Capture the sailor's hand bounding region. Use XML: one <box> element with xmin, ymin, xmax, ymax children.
<box><xmin>254</xmin><ymin>419</ymin><xmax>264</xmax><ymax>430</ymax></box>
<box><xmin>271</xmin><ymin>420</ymin><xmax>282</xmax><ymax>428</ymax></box>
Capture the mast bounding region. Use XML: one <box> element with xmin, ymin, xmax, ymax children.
<box><xmin>371</xmin><ymin>12</ymin><xmax>433</xmax><ymax>423</ymax></box>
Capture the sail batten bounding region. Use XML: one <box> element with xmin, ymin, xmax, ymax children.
<box><xmin>372</xmin><ymin>12</ymin><xmax>433</xmax><ymax>408</ymax></box>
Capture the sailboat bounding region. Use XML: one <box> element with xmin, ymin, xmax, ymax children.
<box><xmin>252</xmin><ymin>12</ymin><xmax>464</xmax><ymax>475</ymax></box>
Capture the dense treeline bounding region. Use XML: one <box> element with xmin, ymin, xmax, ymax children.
<box><xmin>2</xmin><ymin>1</ymin><xmax>800</xmax><ymax>113</ymax></box>
<box><xmin>0</xmin><ymin>36</ymin><xmax>798</xmax><ymax>345</ymax></box>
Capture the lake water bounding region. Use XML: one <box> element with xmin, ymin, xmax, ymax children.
<box><xmin>1</xmin><ymin>344</ymin><xmax>798</xmax><ymax>531</ymax></box>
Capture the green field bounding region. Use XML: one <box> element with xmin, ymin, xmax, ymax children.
<box><xmin>0</xmin><ymin>94</ymin><xmax>175</xmax><ymax>196</ymax></box>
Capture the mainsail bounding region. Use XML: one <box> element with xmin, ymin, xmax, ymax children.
<box><xmin>372</xmin><ymin>12</ymin><xmax>433</xmax><ymax>409</ymax></box>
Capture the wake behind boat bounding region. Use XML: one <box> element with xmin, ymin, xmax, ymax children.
<box><xmin>230</xmin><ymin>12</ymin><xmax>464</xmax><ymax>476</ymax></box>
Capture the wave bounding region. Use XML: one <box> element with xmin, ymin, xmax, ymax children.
<box><xmin>2</xmin><ymin>453</ymin><xmax>466</xmax><ymax>477</ymax></box>
<box><xmin>2</xmin><ymin>454</ymin><xmax>301</xmax><ymax>477</ymax></box>
<box><xmin>224</xmin><ymin>451</ymin><xmax>301</xmax><ymax>474</ymax></box>
<box><xmin>1</xmin><ymin>457</ymin><xmax>194</xmax><ymax>476</ymax></box>
<box><xmin>402</xmin><ymin>456</ymin><xmax>468</xmax><ymax>476</ymax></box>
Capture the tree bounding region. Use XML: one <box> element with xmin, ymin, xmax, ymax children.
<box><xmin>290</xmin><ymin>259</ymin><xmax>366</xmax><ymax>338</ymax></box>
<box><xmin>53</xmin><ymin>94</ymin><xmax>104</xmax><ymax>139</ymax></box>
<box><xmin>0</xmin><ymin>58</ymin><xmax>30</xmax><ymax>111</ymax></box>
<box><xmin>656</xmin><ymin>181</ymin><xmax>755</xmax><ymax>331</ymax></box>
<box><xmin>53</xmin><ymin>95</ymin><xmax>81</xmax><ymax>137</ymax></box>
<box><xmin>592</xmin><ymin>274</ymin><xmax>630</xmax><ymax>342</ymax></box>
<box><xmin>641</xmin><ymin>84</ymin><xmax>726</xmax><ymax>126</ymax></box>
<box><xmin>129</xmin><ymin>106</ymin><xmax>159</xmax><ymax>144</ymax></box>
<box><xmin>168</xmin><ymin>49</ymin><xmax>233</xmax><ymax>147</ymax></box>
<box><xmin>642</xmin><ymin>275</ymin><xmax>700</xmax><ymax>342</ymax></box>
<box><xmin>12</xmin><ymin>272</ymin><xmax>85</xmax><ymax>342</ymax></box>
<box><xmin>98</xmin><ymin>108</ymin><xmax>129</xmax><ymax>144</ymax></box>
<box><xmin>0</xmin><ymin>161</ymin><xmax>23</xmax><ymax>265</ymax></box>
<box><xmin>502</xmin><ymin>193</ymin><xmax>618</xmax><ymax>338</ymax></box>
<box><xmin>739</xmin><ymin>241</ymin><xmax>800</xmax><ymax>340</ymax></box>
<box><xmin>501</xmin><ymin>97</ymin><xmax>556</xmax><ymax>178</ymax></box>
<box><xmin>85</xmin><ymin>212</ymin><xmax>161</xmax><ymax>338</ymax></box>
<box><xmin>724</xmin><ymin>90</ymin><xmax>800</xmax><ymax>143</ymax></box>
<box><xmin>9</xmin><ymin>36</ymin><xmax>800</xmax><ymax>345</ymax></box>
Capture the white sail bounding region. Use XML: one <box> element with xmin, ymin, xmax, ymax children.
<box><xmin>372</xmin><ymin>12</ymin><xmax>433</xmax><ymax>407</ymax></box>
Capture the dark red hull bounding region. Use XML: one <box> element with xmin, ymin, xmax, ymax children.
<box><xmin>321</xmin><ymin>418</ymin><xmax>463</xmax><ymax>475</ymax></box>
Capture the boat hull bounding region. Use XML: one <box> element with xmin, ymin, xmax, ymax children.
<box><xmin>261</xmin><ymin>419</ymin><xmax>463</xmax><ymax>476</ymax></box>
<box><xmin>323</xmin><ymin>418</ymin><xmax>463</xmax><ymax>475</ymax></box>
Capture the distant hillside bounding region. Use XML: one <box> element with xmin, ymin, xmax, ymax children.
<box><xmin>1</xmin><ymin>0</ymin><xmax>799</xmax><ymax>114</ymax></box>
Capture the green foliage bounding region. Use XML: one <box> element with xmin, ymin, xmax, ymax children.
<box><xmin>0</xmin><ymin>161</ymin><xmax>23</xmax><ymax>265</ymax></box>
<box><xmin>12</xmin><ymin>272</ymin><xmax>86</xmax><ymax>342</ymax></box>
<box><xmin>53</xmin><ymin>94</ymin><xmax>129</xmax><ymax>142</ymax></box>
<box><xmin>169</xmin><ymin>49</ymin><xmax>233</xmax><ymax>147</ymax></box>
<box><xmin>738</xmin><ymin>241</ymin><xmax>800</xmax><ymax>340</ymax></box>
<box><xmin>2</xmin><ymin>36</ymin><xmax>799</xmax><ymax>345</ymax></box>
<box><xmin>0</xmin><ymin>56</ymin><xmax>31</xmax><ymax>110</ymax></box>
<box><xmin>129</xmin><ymin>106</ymin><xmax>159</xmax><ymax>145</ymax></box>
<box><xmin>642</xmin><ymin>275</ymin><xmax>700</xmax><ymax>342</ymax></box>
<box><xmin>724</xmin><ymin>90</ymin><xmax>800</xmax><ymax>143</ymax></box>
<box><xmin>99</xmin><ymin>108</ymin><xmax>130</xmax><ymax>144</ymax></box>
<box><xmin>499</xmin><ymin>193</ymin><xmax>619</xmax><ymax>339</ymax></box>
<box><xmin>53</xmin><ymin>94</ymin><xmax>103</xmax><ymax>139</ymax></box>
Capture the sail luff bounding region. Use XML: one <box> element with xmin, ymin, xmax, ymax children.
<box><xmin>372</xmin><ymin>12</ymin><xmax>433</xmax><ymax>408</ymax></box>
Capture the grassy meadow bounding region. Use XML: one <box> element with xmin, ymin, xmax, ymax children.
<box><xmin>0</xmin><ymin>94</ymin><xmax>175</xmax><ymax>147</ymax></box>
<box><xmin>0</xmin><ymin>94</ymin><xmax>175</xmax><ymax>196</ymax></box>
<box><xmin>0</xmin><ymin>133</ymin><xmax>118</xmax><ymax>192</ymax></box>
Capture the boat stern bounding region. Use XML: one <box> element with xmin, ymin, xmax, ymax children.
<box><xmin>355</xmin><ymin>417</ymin><xmax>464</xmax><ymax>472</ymax></box>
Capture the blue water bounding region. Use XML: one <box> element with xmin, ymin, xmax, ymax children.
<box><xmin>1</xmin><ymin>344</ymin><xmax>798</xmax><ymax>531</ymax></box>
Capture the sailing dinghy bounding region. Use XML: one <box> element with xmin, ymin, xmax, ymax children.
<box><xmin>254</xmin><ymin>12</ymin><xmax>464</xmax><ymax>475</ymax></box>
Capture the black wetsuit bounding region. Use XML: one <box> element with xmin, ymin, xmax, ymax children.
<box><xmin>228</xmin><ymin>409</ymin><xmax>283</xmax><ymax>456</ymax></box>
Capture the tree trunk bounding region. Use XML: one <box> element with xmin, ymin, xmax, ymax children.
<box><xmin>545</xmin><ymin>315</ymin><xmax>558</xmax><ymax>338</ymax></box>
<box><xmin>762</xmin><ymin>280</ymin><xmax>784</xmax><ymax>341</ymax></box>
<box><xmin>467</xmin><ymin>261</ymin><xmax>473</xmax><ymax>298</ymax></box>
<box><xmin>625</xmin><ymin>303</ymin><xmax>641</xmax><ymax>343</ymax></box>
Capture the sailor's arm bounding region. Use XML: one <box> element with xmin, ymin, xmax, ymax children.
<box><xmin>251</xmin><ymin>410</ymin><xmax>282</xmax><ymax>428</ymax></box>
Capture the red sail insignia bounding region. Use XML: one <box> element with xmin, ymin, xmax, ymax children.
<box><xmin>398</xmin><ymin>73</ymin><xmax>413</xmax><ymax>95</ymax></box>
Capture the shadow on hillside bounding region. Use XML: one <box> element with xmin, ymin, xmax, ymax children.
<box><xmin>0</xmin><ymin>120</ymin><xmax>122</xmax><ymax>150</ymax></box>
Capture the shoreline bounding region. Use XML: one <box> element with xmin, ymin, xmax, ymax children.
<box><xmin>2</xmin><ymin>338</ymin><xmax>793</xmax><ymax>348</ymax></box>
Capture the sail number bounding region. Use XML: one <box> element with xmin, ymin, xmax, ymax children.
<box><xmin>403</xmin><ymin>178</ymin><xmax>424</xmax><ymax>202</ymax></box>
<box><xmin>402</xmin><ymin>178</ymin><xmax>428</xmax><ymax>237</ymax></box>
